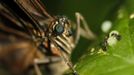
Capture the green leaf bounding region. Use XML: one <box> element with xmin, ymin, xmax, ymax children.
<box><xmin>74</xmin><ymin>2</ymin><xmax>134</xmax><ymax>75</ymax></box>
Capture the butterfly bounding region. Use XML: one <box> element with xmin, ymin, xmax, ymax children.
<box><xmin>0</xmin><ymin>0</ymin><xmax>96</xmax><ymax>75</ymax></box>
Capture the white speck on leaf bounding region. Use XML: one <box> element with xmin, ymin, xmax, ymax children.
<box><xmin>101</xmin><ymin>20</ymin><xmax>112</xmax><ymax>33</ymax></box>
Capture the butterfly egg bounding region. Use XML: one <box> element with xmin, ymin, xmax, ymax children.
<box><xmin>101</xmin><ymin>20</ymin><xmax>112</xmax><ymax>33</ymax></box>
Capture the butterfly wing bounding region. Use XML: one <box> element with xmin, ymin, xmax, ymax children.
<box><xmin>0</xmin><ymin>3</ymin><xmax>43</xmax><ymax>74</ymax></box>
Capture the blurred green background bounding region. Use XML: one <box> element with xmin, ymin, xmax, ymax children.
<box><xmin>43</xmin><ymin>0</ymin><xmax>122</xmax><ymax>34</ymax></box>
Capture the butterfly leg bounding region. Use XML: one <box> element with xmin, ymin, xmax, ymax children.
<box><xmin>74</xmin><ymin>12</ymin><xmax>96</xmax><ymax>44</ymax></box>
<box><xmin>33</xmin><ymin>60</ymin><xmax>42</xmax><ymax>75</ymax></box>
<box><xmin>33</xmin><ymin>56</ymin><xmax>62</xmax><ymax>75</ymax></box>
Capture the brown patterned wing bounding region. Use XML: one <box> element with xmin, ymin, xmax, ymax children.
<box><xmin>15</xmin><ymin>0</ymin><xmax>53</xmax><ymax>19</ymax></box>
<box><xmin>0</xmin><ymin>0</ymin><xmax>49</xmax><ymax>37</ymax></box>
<box><xmin>0</xmin><ymin>3</ymin><xmax>43</xmax><ymax>74</ymax></box>
<box><xmin>14</xmin><ymin>0</ymin><xmax>54</xmax><ymax>33</ymax></box>
<box><xmin>0</xmin><ymin>3</ymin><xmax>32</xmax><ymax>39</ymax></box>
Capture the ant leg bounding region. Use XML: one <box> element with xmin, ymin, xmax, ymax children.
<box><xmin>74</xmin><ymin>12</ymin><xmax>96</xmax><ymax>44</ymax></box>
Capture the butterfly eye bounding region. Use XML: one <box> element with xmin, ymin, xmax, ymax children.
<box><xmin>54</xmin><ymin>24</ymin><xmax>64</xmax><ymax>35</ymax></box>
